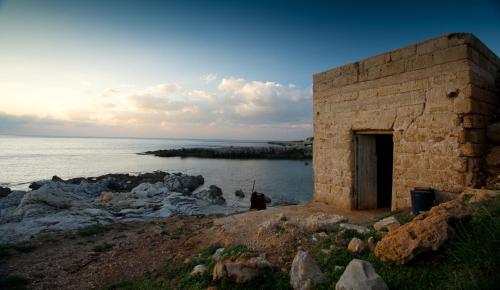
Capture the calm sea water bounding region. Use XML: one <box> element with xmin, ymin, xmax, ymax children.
<box><xmin>0</xmin><ymin>135</ymin><xmax>313</xmax><ymax>206</ymax></box>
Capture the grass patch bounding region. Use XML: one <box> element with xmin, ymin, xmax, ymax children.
<box><xmin>313</xmin><ymin>197</ymin><xmax>500</xmax><ymax>289</ymax></box>
<box><xmin>93</xmin><ymin>242</ymin><xmax>114</xmax><ymax>252</ymax></box>
<box><xmin>105</xmin><ymin>198</ymin><xmax>500</xmax><ymax>290</ymax></box>
<box><xmin>0</xmin><ymin>275</ymin><xmax>29</xmax><ymax>290</ymax></box>
<box><xmin>104</xmin><ymin>244</ymin><xmax>290</xmax><ymax>290</ymax></box>
<box><xmin>396</xmin><ymin>213</ymin><xmax>415</xmax><ymax>225</ymax></box>
<box><xmin>221</xmin><ymin>244</ymin><xmax>248</xmax><ymax>260</ymax></box>
<box><xmin>0</xmin><ymin>241</ymin><xmax>38</xmax><ymax>258</ymax></box>
<box><xmin>77</xmin><ymin>224</ymin><xmax>111</xmax><ymax>237</ymax></box>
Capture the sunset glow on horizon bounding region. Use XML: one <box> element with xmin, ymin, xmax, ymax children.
<box><xmin>1</xmin><ymin>0</ymin><xmax>499</xmax><ymax>140</ymax></box>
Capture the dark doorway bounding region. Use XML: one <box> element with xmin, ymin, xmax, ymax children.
<box><xmin>355</xmin><ymin>133</ymin><xmax>393</xmax><ymax>209</ymax></box>
<box><xmin>376</xmin><ymin>135</ymin><xmax>393</xmax><ymax>208</ymax></box>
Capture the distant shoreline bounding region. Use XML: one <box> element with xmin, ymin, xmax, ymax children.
<box><xmin>141</xmin><ymin>138</ymin><xmax>313</xmax><ymax>160</ymax></box>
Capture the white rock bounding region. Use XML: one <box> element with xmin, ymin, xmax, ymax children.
<box><xmin>213</xmin><ymin>261</ymin><xmax>226</xmax><ymax>280</ymax></box>
<box><xmin>212</xmin><ymin>247</ymin><xmax>225</xmax><ymax>261</ymax></box>
<box><xmin>340</xmin><ymin>223</ymin><xmax>370</xmax><ymax>234</ymax></box>
<box><xmin>191</xmin><ymin>264</ymin><xmax>208</xmax><ymax>276</ymax></box>
<box><xmin>290</xmin><ymin>251</ymin><xmax>326</xmax><ymax>290</ymax></box>
<box><xmin>305</xmin><ymin>214</ymin><xmax>348</xmax><ymax>232</ymax></box>
<box><xmin>373</xmin><ymin>216</ymin><xmax>400</xmax><ymax>231</ymax></box>
<box><xmin>336</xmin><ymin>259</ymin><xmax>388</xmax><ymax>290</ymax></box>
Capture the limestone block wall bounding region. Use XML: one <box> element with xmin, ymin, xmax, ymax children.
<box><xmin>313</xmin><ymin>33</ymin><xmax>500</xmax><ymax>210</ymax></box>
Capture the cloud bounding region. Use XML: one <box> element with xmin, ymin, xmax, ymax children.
<box><xmin>200</xmin><ymin>73</ymin><xmax>218</xmax><ymax>83</ymax></box>
<box><xmin>1</xmin><ymin>78</ymin><xmax>312</xmax><ymax>139</ymax></box>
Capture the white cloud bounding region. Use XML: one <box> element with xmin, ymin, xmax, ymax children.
<box><xmin>200</xmin><ymin>73</ymin><xmax>218</xmax><ymax>83</ymax></box>
<box><xmin>2</xmin><ymin>78</ymin><xmax>312</xmax><ymax>139</ymax></box>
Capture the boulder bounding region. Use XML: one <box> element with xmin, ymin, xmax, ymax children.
<box><xmin>235</xmin><ymin>189</ymin><xmax>245</xmax><ymax>198</ymax></box>
<box><xmin>339</xmin><ymin>223</ymin><xmax>370</xmax><ymax>234</ymax></box>
<box><xmin>367</xmin><ymin>237</ymin><xmax>376</xmax><ymax>252</ymax></box>
<box><xmin>487</xmin><ymin>122</ymin><xmax>500</xmax><ymax>143</ymax></box>
<box><xmin>212</xmin><ymin>261</ymin><xmax>226</xmax><ymax>280</ymax></box>
<box><xmin>0</xmin><ymin>186</ymin><xmax>12</xmax><ymax>198</ymax></box>
<box><xmin>191</xmin><ymin>264</ymin><xmax>208</xmax><ymax>276</ymax></box>
<box><xmin>290</xmin><ymin>251</ymin><xmax>326</xmax><ymax>290</ymax></box>
<box><xmin>224</xmin><ymin>256</ymin><xmax>271</xmax><ymax>283</ymax></box>
<box><xmin>461</xmin><ymin>188</ymin><xmax>500</xmax><ymax>203</ymax></box>
<box><xmin>51</xmin><ymin>175</ymin><xmax>64</xmax><ymax>182</ymax></box>
<box><xmin>373</xmin><ymin>216</ymin><xmax>400</xmax><ymax>231</ymax></box>
<box><xmin>374</xmin><ymin>199</ymin><xmax>470</xmax><ymax>264</ymax></box>
<box><xmin>164</xmin><ymin>173</ymin><xmax>204</xmax><ymax>194</ymax></box>
<box><xmin>193</xmin><ymin>185</ymin><xmax>226</xmax><ymax>205</ymax></box>
<box><xmin>16</xmin><ymin>188</ymin><xmax>91</xmax><ymax>217</ymax></box>
<box><xmin>131</xmin><ymin>182</ymin><xmax>169</xmax><ymax>198</ymax></box>
<box><xmin>305</xmin><ymin>214</ymin><xmax>348</xmax><ymax>232</ymax></box>
<box><xmin>335</xmin><ymin>259</ymin><xmax>388</xmax><ymax>290</ymax></box>
<box><xmin>347</xmin><ymin>238</ymin><xmax>366</xmax><ymax>254</ymax></box>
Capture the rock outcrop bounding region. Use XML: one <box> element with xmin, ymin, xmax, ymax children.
<box><xmin>193</xmin><ymin>185</ymin><xmax>226</xmax><ymax>205</ymax></box>
<box><xmin>0</xmin><ymin>186</ymin><xmax>12</xmax><ymax>198</ymax></box>
<box><xmin>336</xmin><ymin>259</ymin><xmax>388</xmax><ymax>290</ymax></box>
<box><xmin>0</xmin><ymin>171</ymin><xmax>233</xmax><ymax>243</ymax></box>
<box><xmin>374</xmin><ymin>199</ymin><xmax>470</xmax><ymax>264</ymax></box>
<box><xmin>290</xmin><ymin>251</ymin><xmax>326</xmax><ymax>290</ymax></box>
<box><xmin>142</xmin><ymin>145</ymin><xmax>312</xmax><ymax>160</ymax></box>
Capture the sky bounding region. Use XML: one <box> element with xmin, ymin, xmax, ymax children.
<box><xmin>0</xmin><ymin>0</ymin><xmax>499</xmax><ymax>140</ymax></box>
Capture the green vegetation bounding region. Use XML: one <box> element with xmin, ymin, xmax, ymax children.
<box><xmin>0</xmin><ymin>275</ymin><xmax>29</xmax><ymax>290</ymax></box>
<box><xmin>104</xmin><ymin>197</ymin><xmax>500</xmax><ymax>290</ymax></box>
<box><xmin>396</xmin><ymin>213</ymin><xmax>415</xmax><ymax>225</ymax></box>
<box><xmin>77</xmin><ymin>224</ymin><xmax>111</xmax><ymax>237</ymax></box>
<box><xmin>0</xmin><ymin>241</ymin><xmax>37</xmax><ymax>258</ymax></box>
<box><xmin>103</xmin><ymin>244</ymin><xmax>290</xmax><ymax>290</ymax></box>
<box><xmin>313</xmin><ymin>196</ymin><xmax>500</xmax><ymax>290</ymax></box>
<box><xmin>93</xmin><ymin>242</ymin><xmax>114</xmax><ymax>252</ymax></box>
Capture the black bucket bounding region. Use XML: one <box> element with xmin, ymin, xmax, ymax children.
<box><xmin>411</xmin><ymin>187</ymin><xmax>435</xmax><ymax>214</ymax></box>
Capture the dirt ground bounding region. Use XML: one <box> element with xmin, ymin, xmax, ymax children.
<box><xmin>0</xmin><ymin>203</ymin><xmax>388</xmax><ymax>289</ymax></box>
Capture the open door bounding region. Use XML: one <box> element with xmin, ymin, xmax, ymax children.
<box><xmin>355</xmin><ymin>135</ymin><xmax>378</xmax><ymax>209</ymax></box>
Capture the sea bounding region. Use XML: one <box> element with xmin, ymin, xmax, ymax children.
<box><xmin>0</xmin><ymin>135</ymin><xmax>313</xmax><ymax>207</ymax></box>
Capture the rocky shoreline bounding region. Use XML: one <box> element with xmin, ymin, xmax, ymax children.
<box><xmin>141</xmin><ymin>140</ymin><xmax>313</xmax><ymax>160</ymax></box>
<box><xmin>0</xmin><ymin>171</ymin><xmax>240</xmax><ymax>244</ymax></box>
<box><xmin>140</xmin><ymin>137</ymin><xmax>313</xmax><ymax>160</ymax></box>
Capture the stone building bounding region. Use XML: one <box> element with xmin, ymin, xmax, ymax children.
<box><xmin>313</xmin><ymin>33</ymin><xmax>499</xmax><ymax>211</ymax></box>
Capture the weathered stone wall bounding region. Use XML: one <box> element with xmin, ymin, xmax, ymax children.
<box><xmin>313</xmin><ymin>33</ymin><xmax>500</xmax><ymax>210</ymax></box>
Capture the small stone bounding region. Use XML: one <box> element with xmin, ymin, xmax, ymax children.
<box><xmin>339</xmin><ymin>223</ymin><xmax>370</xmax><ymax>234</ymax></box>
<box><xmin>334</xmin><ymin>265</ymin><xmax>345</xmax><ymax>272</ymax></box>
<box><xmin>305</xmin><ymin>214</ymin><xmax>348</xmax><ymax>232</ymax></box>
<box><xmin>212</xmin><ymin>261</ymin><xmax>226</xmax><ymax>280</ymax></box>
<box><xmin>290</xmin><ymin>251</ymin><xmax>326</xmax><ymax>290</ymax></box>
<box><xmin>312</xmin><ymin>232</ymin><xmax>328</xmax><ymax>242</ymax></box>
<box><xmin>235</xmin><ymin>189</ymin><xmax>245</xmax><ymax>198</ymax></box>
<box><xmin>367</xmin><ymin>237</ymin><xmax>376</xmax><ymax>252</ymax></box>
<box><xmin>373</xmin><ymin>216</ymin><xmax>400</xmax><ymax>231</ymax></box>
<box><xmin>191</xmin><ymin>264</ymin><xmax>208</xmax><ymax>276</ymax></box>
<box><xmin>212</xmin><ymin>248</ymin><xmax>225</xmax><ymax>261</ymax></box>
<box><xmin>347</xmin><ymin>238</ymin><xmax>366</xmax><ymax>254</ymax></box>
<box><xmin>336</xmin><ymin>259</ymin><xmax>388</xmax><ymax>290</ymax></box>
<box><xmin>321</xmin><ymin>249</ymin><xmax>331</xmax><ymax>255</ymax></box>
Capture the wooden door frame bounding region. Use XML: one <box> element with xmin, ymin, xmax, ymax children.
<box><xmin>352</xmin><ymin>130</ymin><xmax>393</xmax><ymax>210</ymax></box>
